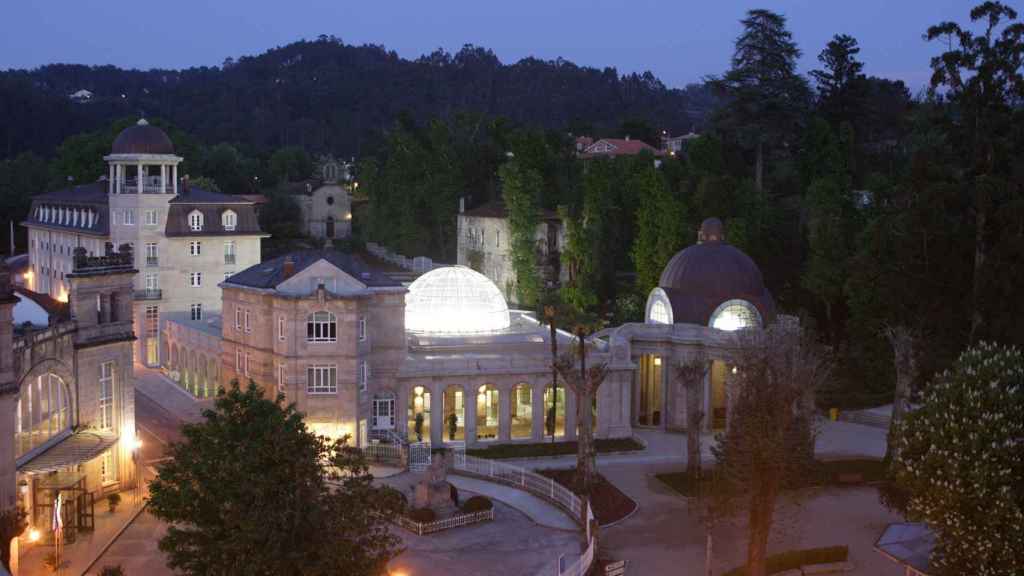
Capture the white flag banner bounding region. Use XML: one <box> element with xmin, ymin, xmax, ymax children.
<box><xmin>52</xmin><ymin>493</ymin><xmax>63</xmax><ymax>533</ymax></box>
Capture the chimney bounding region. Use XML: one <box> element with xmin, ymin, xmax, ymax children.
<box><xmin>282</xmin><ymin>256</ymin><xmax>295</xmax><ymax>279</ymax></box>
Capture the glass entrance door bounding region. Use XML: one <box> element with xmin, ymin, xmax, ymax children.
<box><xmin>636</xmin><ymin>354</ymin><xmax>663</xmax><ymax>426</ymax></box>
<box><xmin>372</xmin><ymin>398</ymin><xmax>395</xmax><ymax>430</ymax></box>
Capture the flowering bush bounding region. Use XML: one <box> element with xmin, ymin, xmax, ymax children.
<box><xmin>890</xmin><ymin>342</ymin><xmax>1024</xmax><ymax>575</ymax></box>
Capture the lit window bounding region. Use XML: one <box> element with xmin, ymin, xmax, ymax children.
<box><xmin>189</xmin><ymin>240</ymin><xmax>201</xmax><ymax>256</ymax></box>
<box><xmin>709</xmin><ymin>299</ymin><xmax>761</xmax><ymax>331</ymax></box>
<box><xmin>145</xmin><ymin>209</ymin><xmax>158</xmax><ymax>226</ymax></box>
<box><xmin>16</xmin><ymin>374</ymin><xmax>69</xmax><ymax>458</ymax></box>
<box><xmin>145</xmin><ymin>305</ymin><xmax>159</xmax><ymax>335</ymax></box>
<box><xmin>306</xmin><ymin>311</ymin><xmax>336</xmax><ymax>343</ymax></box>
<box><xmin>99</xmin><ymin>362</ymin><xmax>115</xmax><ymax>430</ymax></box>
<box><xmin>188</xmin><ymin>210</ymin><xmax>204</xmax><ymax>231</ymax></box>
<box><xmin>649</xmin><ymin>300</ymin><xmax>670</xmax><ymax>324</ymax></box>
<box><xmin>358</xmin><ymin>316</ymin><xmax>367</xmax><ymax>341</ymax></box>
<box><xmin>100</xmin><ymin>450</ymin><xmax>117</xmax><ymax>485</ymax></box>
<box><xmin>222</xmin><ymin>209</ymin><xmax>237</xmax><ymax>231</ymax></box>
<box><xmin>189</xmin><ymin>272</ymin><xmax>202</xmax><ymax>287</ymax></box>
<box><xmin>190</xmin><ymin>303</ymin><xmax>203</xmax><ymax>321</ymax></box>
<box><xmin>307</xmin><ymin>364</ymin><xmax>337</xmax><ymax>394</ymax></box>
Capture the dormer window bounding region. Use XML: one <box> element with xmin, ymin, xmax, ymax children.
<box><xmin>222</xmin><ymin>210</ymin><xmax>237</xmax><ymax>231</ymax></box>
<box><xmin>188</xmin><ymin>210</ymin><xmax>204</xmax><ymax>231</ymax></box>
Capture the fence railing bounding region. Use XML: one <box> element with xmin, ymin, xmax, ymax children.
<box><xmin>362</xmin><ymin>443</ymin><xmax>403</xmax><ymax>465</ymax></box>
<box><xmin>395</xmin><ymin>509</ymin><xmax>494</xmax><ymax>536</ymax></box>
<box><xmin>454</xmin><ymin>454</ymin><xmax>582</xmax><ymax>520</ymax></box>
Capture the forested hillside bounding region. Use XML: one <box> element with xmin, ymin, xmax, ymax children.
<box><xmin>0</xmin><ymin>36</ymin><xmax>716</xmax><ymax>160</ymax></box>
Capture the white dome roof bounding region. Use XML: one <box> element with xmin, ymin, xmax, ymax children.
<box><xmin>405</xmin><ymin>266</ymin><xmax>510</xmax><ymax>334</ymax></box>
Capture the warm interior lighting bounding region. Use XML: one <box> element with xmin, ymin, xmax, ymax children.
<box><xmin>414</xmin><ymin>396</ymin><xmax>423</xmax><ymax>408</ymax></box>
<box><xmin>23</xmin><ymin>269</ymin><xmax>33</xmax><ymax>288</ymax></box>
<box><xmin>413</xmin><ymin>386</ymin><xmax>424</xmax><ymax>397</ymax></box>
<box><xmin>55</xmin><ymin>286</ymin><xmax>69</xmax><ymax>303</ymax></box>
<box><xmin>710</xmin><ymin>300</ymin><xmax>760</xmax><ymax>332</ymax></box>
<box><xmin>731</xmin><ymin>366</ymin><xmax>738</xmax><ymax>375</ymax></box>
<box><xmin>405</xmin><ymin>266</ymin><xmax>510</xmax><ymax>334</ymax></box>
<box><xmin>27</xmin><ymin>528</ymin><xmax>40</xmax><ymax>542</ymax></box>
<box><xmin>653</xmin><ymin>357</ymin><xmax>662</xmax><ymax>366</ymax></box>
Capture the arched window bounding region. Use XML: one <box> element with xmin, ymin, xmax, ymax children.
<box><xmin>221</xmin><ymin>209</ymin><xmax>237</xmax><ymax>231</ymax></box>
<box><xmin>649</xmin><ymin>300</ymin><xmax>670</xmax><ymax>324</ymax></box>
<box><xmin>510</xmin><ymin>383</ymin><xmax>532</xmax><ymax>439</ymax></box>
<box><xmin>16</xmin><ymin>373</ymin><xmax>71</xmax><ymax>458</ymax></box>
<box><xmin>709</xmin><ymin>299</ymin><xmax>762</xmax><ymax>331</ymax></box>
<box><xmin>188</xmin><ymin>210</ymin><xmax>204</xmax><ymax>231</ymax></box>
<box><xmin>306</xmin><ymin>311</ymin><xmax>337</xmax><ymax>343</ymax></box>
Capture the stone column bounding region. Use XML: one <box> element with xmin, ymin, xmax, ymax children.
<box><xmin>160</xmin><ymin>164</ymin><xmax>167</xmax><ymax>194</ymax></box>
<box><xmin>564</xmin><ymin>387</ymin><xmax>578</xmax><ymax>441</ymax></box>
<box><xmin>531</xmin><ymin>381</ymin><xmax>545</xmax><ymax>441</ymax></box>
<box><xmin>172</xmin><ymin>165</ymin><xmax>178</xmax><ymax>195</ymax></box>
<box><xmin>109</xmin><ymin>164</ymin><xmax>115</xmax><ymax>194</ymax></box>
<box><xmin>429</xmin><ymin>383</ymin><xmax>443</xmax><ymax>445</ymax></box>
<box><xmin>498</xmin><ymin>386</ymin><xmax>511</xmax><ymax>442</ymax></box>
<box><xmin>137</xmin><ymin>163</ymin><xmax>144</xmax><ymax>194</ymax></box>
<box><xmin>463</xmin><ymin>385</ymin><xmax>477</xmax><ymax>446</ymax></box>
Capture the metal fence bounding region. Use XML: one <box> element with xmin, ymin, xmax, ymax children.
<box><xmin>362</xmin><ymin>443</ymin><xmax>403</xmax><ymax>465</ymax></box>
<box><xmin>395</xmin><ymin>509</ymin><xmax>494</xmax><ymax>536</ymax></box>
<box><xmin>453</xmin><ymin>455</ymin><xmax>582</xmax><ymax>520</ymax></box>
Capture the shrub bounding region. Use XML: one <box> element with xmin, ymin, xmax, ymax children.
<box><xmin>407</xmin><ymin>508</ymin><xmax>436</xmax><ymax>523</ymax></box>
<box><xmin>721</xmin><ymin>546</ymin><xmax>848</xmax><ymax>576</ymax></box>
<box><xmin>99</xmin><ymin>566</ymin><xmax>126</xmax><ymax>576</ymax></box>
<box><xmin>461</xmin><ymin>496</ymin><xmax>493</xmax><ymax>513</ymax></box>
<box><xmin>449</xmin><ymin>483</ymin><xmax>459</xmax><ymax>505</ymax></box>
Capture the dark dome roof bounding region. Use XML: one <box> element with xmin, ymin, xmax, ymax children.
<box><xmin>656</xmin><ymin>218</ymin><xmax>775</xmax><ymax>325</ymax></box>
<box><xmin>111</xmin><ymin>119</ymin><xmax>174</xmax><ymax>155</ymax></box>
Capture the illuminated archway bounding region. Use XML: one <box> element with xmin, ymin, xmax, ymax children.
<box><xmin>510</xmin><ymin>383</ymin><xmax>533</xmax><ymax>439</ymax></box>
<box><xmin>442</xmin><ymin>385</ymin><xmax>465</xmax><ymax>441</ymax></box>
<box><xmin>709</xmin><ymin>299</ymin><xmax>762</xmax><ymax>331</ymax></box>
<box><xmin>16</xmin><ymin>372</ymin><xmax>72</xmax><ymax>458</ymax></box>
<box><xmin>475</xmin><ymin>384</ymin><xmax>499</xmax><ymax>441</ymax></box>
<box><xmin>407</xmin><ymin>385</ymin><xmax>431</xmax><ymax>442</ymax></box>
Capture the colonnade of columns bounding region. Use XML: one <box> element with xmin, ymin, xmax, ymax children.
<box><xmin>108</xmin><ymin>162</ymin><xmax>179</xmax><ymax>195</ymax></box>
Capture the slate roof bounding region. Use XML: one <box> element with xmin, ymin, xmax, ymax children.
<box><xmin>165</xmin><ymin>187</ymin><xmax>264</xmax><ymax>237</ymax></box>
<box><xmin>24</xmin><ymin>183</ymin><xmax>110</xmax><ymax>236</ymax></box>
<box><xmin>14</xmin><ymin>287</ymin><xmax>69</xmax><ymax>320</ymax></box>
<box><xmin>460</xmin><ymin>201</ymin><xmax>560</xmax><ymax>221</ymax></box>
<box><xmin>225</xmin><ymin>249</ymin><xmax>402</xmax><ymax>290</ymax></box>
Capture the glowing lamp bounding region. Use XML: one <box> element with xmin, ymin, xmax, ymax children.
<box><xmin>414</xmin><ymin>396</ymin><xmax>423</xmax><ymax>409</ymax></box>
<box><xmin>413</xmin><ymin>386</ymin><xmax>424</xmax><ymax>397</ymax></box>
<box><xmin>653</xmin><ymin>357</ymin><xmax>662</xmax><ymax>367</ymax></box>
<box><xmin>27</xmin><ymin>528</ymin><xmax>40</xmax><ymax>542</ymax></box>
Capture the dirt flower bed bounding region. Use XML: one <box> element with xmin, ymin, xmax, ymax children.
<box><xmin>536</xmin><ymin>468</ymin><xmax>637</xmax><ymax>526</ymax></box>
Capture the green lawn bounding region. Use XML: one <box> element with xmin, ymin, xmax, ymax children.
<box><xmin>464</xmin><ymin>437</ymin><xmax>644</xmax><ymax>460</ymax></box>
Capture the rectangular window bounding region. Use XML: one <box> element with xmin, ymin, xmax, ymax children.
<box><xmin>306</xmin><ymin>312</ymin><xmax>336</xmax><ymax>343</ymax></box>
<box><xmin>235</xmin><ymin>349</ymin><xmax>242</xmax><ymax>372</ymax></box>
<box><xmin>244</xmin><ymin>309</ymin><xmax>251</xmax><ymax>333</ymax></box>
<box><xmin>307</xmin><ymin>365</ymin><xmax>337</xmax><ymax>394</ymax></box>
<box><xmin>358</xmin><ymin>316</ymin><xmax>367</xmax><ymax>341</ymax></box>
<box><xmin>190</xmin><ymin>303</ymin><xmax>202</xmax><ymax>321</ymax></box>
<box><xmin>224</xmin><ymin>241</ymin><xmax>236</xmax><ymax>264</ymax></box>
<box><xmin>99</xmin><ymin>361</ymin><xmax>115</xmax><ymax>430</ymax></box>
<box><xmin>145</xmin><ymin>242</ymin><xmax>158</xmax><ymax>267</ymax></box>
<box><xmin>278</xmin><ymin>315</ymin><xmax>286</xmax><ymax>342</ymax></box>
<box><xmin>145</xmin><ymin>209</ymin><xmax>158</xmax><ymax>226</ymax></box>
<box><xmin>189</xmin><ymin>272</ymin><xmax>202</xmax><ymax>287</ymax></box>
<box><xmin>123</xmin><ymin>209</ymin><xmax>135</xmax><ymax>226</ymax></box>
<box><xmin>359</xmin><ymin>361</ymin><xmax>369</xmax><ymax>392</ymax></box>
<box><xmin>244</xmin><ymin>353</ymin><xmax>251</xmax><ymax>377</ymax></box>
<box><xmin>189</xmin><ymin>240</ymin><xmax>201</xmax><ymax>256</ymax></box>
<box><xmin>100</xmin><ymin>450</ymin><xmax>117</xmax><ymax>485</ymax></box>
<box><xmin>145</xmin><ymin>273</ymin><xmax>159</xmax><ymax>292</ymax></box>
<box><xmin>277</xmin><ymin>363</ymin><xmax>286</xmax><ymax>396</ymax></box>
<box><xmin>145</xmin><ymin>305</ymin><xmax>159</xmax><ymax>335</ymax></box>
<box><xmin>235</xmin><ymin>307</ymin><xmax>242</xmax><ymax>330</ymax></box>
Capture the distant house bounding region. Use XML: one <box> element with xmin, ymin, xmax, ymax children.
<box><xmin>69</xmin><ymin>89</ymin><xmax>93</xmax><ymax>102</ymax></box>
<box><xmin>285</xmin><ymin>158</ymin><xmax>353</xmax><ymax>240</ymax></box>
<box><xmin>661</xmin><ymin>131</ymin><xmax>701</xmax><ymax>156</ymax></box>
<box><xmin>456</xmin><ymin>200</ymin><xmax>564</xmax><ymax>305</ymax></box>
<box><xmin>575</xmin><ymin>136</ymin><xmax>663</xmax><ymax>159</ymax></box>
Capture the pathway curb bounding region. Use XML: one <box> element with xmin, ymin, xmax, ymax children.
<box><xmin>79</xmin><ymin>501</ymin><xmax>148</xmax><ymax>576</ymax></box>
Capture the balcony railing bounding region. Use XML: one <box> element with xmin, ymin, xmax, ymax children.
<box><xmin>146</xmin><ymin>257</ymin><xmax>159</xmax><ymax>267</ymax></box>
<box><xmin>134</xmin><ymin>289</ymin><xmax>162</xmax><ymax>301</ymax></box>
<box><xmin>224</xmin><ymin>254</ymin><xmax>236</xmax><ymax>265</ymax></box>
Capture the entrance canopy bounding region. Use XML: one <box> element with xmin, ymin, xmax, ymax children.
<box><xmin>17</xmin><ymin>431</ymin><xmax>119</xmax><ymax>475</ymax></box>
<box><xmin>875</xmin><ymin>522</ymin><xmax>934</xmax><ymax>576</ymax></box>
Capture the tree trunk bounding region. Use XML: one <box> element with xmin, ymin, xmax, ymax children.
<box><xmin>549</xmin><ymin>311</ymin><xmax>558</xmax><ymax>444</ymax></box>
<box><xmin>755</xmin><ymin>141</ymin><xmax>764</xmax><ymax>193</ymax></box>
<box><xmin>704</xmin><ymin>527</ymin><xmax>714</xmax><ymax>576</ymax></box>
<box><xmin>885</xmin><ymin>326</ymin><xmax>915</xmax><ymax>460</ymax></box>
<box><xmin>576</xmin><ymin>329</ymin><xmax>597</xmax><ymax>498</ymax></box>
<box><xmin>969</xmin><ymin>184</ymin><xmax>987</xmax><ymax>342</ymax></box>
<box><xmin>746</xmin><ymin>473</ymin><xmax>779</xmax><ymax>576</ymax></box>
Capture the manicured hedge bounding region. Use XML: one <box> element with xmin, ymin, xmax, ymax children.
<box><xmin>461</xmin><ymin>495</ymin><xmax>494</xmax><ymax>513</ymax></box>
<box><xmin>407</xmin><ymin>508</ymin><xmax>436</xmax><ymax>523</ymax></box>
<box><xmin>465</xmin><ymin>438</ymin><xmax>643</xmax><ymax>460</ymax></box>
<box><xmin>721</xmin><ymin>545</ymin><xmax>849</xmax><ymax>576</ymax></box>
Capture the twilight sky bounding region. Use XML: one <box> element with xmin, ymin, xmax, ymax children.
<box><xmin>2</xmin><ymin>0</ymin><xmax>979</xmax><ymax>91</ymax></box>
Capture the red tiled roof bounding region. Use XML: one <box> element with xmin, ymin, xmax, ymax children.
<box><xmin>579</xmin><ymin>138</ymin><xmax>664</xmax><ymax>158</ymax></box>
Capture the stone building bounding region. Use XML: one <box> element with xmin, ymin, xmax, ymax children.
<box><xmin>455</xmin><ymin>201</ymin><xmax>564</xmax><ymax>306</ymax></box>
<box><xmin>163</xmin><ymin>217</ymin><xmax>777</xmax><ymax>448</ymax></box>
<box><xmin>287</xmin><ymin>158</ymin><xmax>353</xmax><ymax>240</ymax></box>
<box><xmin>23</xmin><ymin>119</ymin><xmax>265</xmax><ymax>368</ymax></box>
<box><xmin>0</xmin><ymin>245</ymin><xmax>138</xmax><ymax>559</ymax></box>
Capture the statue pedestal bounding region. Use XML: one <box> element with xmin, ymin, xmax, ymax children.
<box><xmin>411</xmin><ymin>452</ymin><xmax>457</xmax><ymax>517</ymax></box>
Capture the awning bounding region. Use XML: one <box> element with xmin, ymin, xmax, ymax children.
<box><xmin>875</xmin><ymin>522</ymin><xmax>935</xmax><ymax>575</ymax></box>
<box><xmin>17</xmin><ymin>431</ymin><xmax>120</xmax><ymax>475</ymax></box>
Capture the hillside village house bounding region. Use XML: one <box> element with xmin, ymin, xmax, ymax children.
<box><xmin>286</xmin><ymin>158</ymin><xmax>354</xmax><ymax>240</ymax></box>
<box><xmin>0</xmin><ymin>247</ymin><xmax>138</xmax><ymax>568</ymax></box>
<box><xmin>165</xmin><ymin>218</ymin><xmax>775</xmax><ymax>448</ymax></box>
<box><xmin>22</xmin><ymin>120</ymin><xmax>265</xmax><ymax>369</ymax></box>
<box><xmin>574</xmin><ymin>136</ymin><xmax>664</xmax><ymax>159</ymax></box>
<box><xmin>455</xmin><ymin>201</ymin><xmax>565</xmax><ymax>306</ymax></box>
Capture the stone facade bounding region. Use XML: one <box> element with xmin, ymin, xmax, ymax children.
<box><xmin>290</xmin><ymin>159</ymin><xmax>353</xmax><ymax>240</ymax></box>
<box><xmin>0</xmin><ymin>247</ymin><xmax>138</xmax><ymax>551</ymax></box>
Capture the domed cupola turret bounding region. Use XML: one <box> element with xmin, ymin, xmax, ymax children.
<box><xmin>111</xmin><ymin>118</ymin><xmax>175</xmax><ymax>155</ymax></box>
<box><xmin>644</xmin><ymin>218</ymin><xmax>775</xmax><ymax>330</ymax></box>
<box><xmin>104</xmin><ymin>118</ymin><xmax>183</xmax><ymax>195</ymax></box>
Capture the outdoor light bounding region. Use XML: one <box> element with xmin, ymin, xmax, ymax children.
<box><xmin>27</xmin><ymin>528</ymin><xmax>40</xmax><ymax>543</ymax></box>
<box><xmin>653</xmin><ymin>357</ymin><xmax>662</xmax><ymax>366</ymax></box>
<box><xmin>414</xmin><ymin>396</ymin><xmax>423</xmax><ymax>409</ymax></box>
<box><xmin>731</xmin><ymin>366</ymin><xmax>738</xmax><ymax>375</ymax></box>
<box><xmin>478</xmin><ymin>384</ymin><xmax>487</xmax><ymax>394</ymax></box>
<box><xmin>413</xmin><ymin>386</ymin><xmax>424</xmax><ymax>397</ymax></box>
<box><xmin>405</xmin><ymin>266</ymin><xmax>510</xmax><ymax>334</ymax></box>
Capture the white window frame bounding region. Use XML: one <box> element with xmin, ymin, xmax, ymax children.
<box><xmin>188</xmin><ymin>210</ymin><xmax>204</xmax><ymax>231</ymax></box>
<box><xmin>223</xmin><ymin>240</ymin><xmax>236</xmax><ymax>263</ymax></box>
<box><xmin>306</xmin><ymin>364</ymin><xmax>337</xmax><ymax>394</ymax></box>
<box><xmin>235</xmin><ymin>349</ymin><xmax>242</xmax><ymax>372</ymax></box>
<box><xmin>359</xmin><ymin>361</ymin><xmax>369</xmax><ymax>392</ymax></box>
<box><xmin>306</xmin><ymin>311</ymin><xmax>336</xmax><ymax>343</ymax></box>
<box><xmin>244</xmin><ymin>353</ymin><xmax>251</xmax><ymax>377</ymax></box>
<box><xmin>123</xmin><ymin>208</ymin><xmax>135</xmax><ymax>226</ymax></box>
<box><xmin>277</xmin><ymin>363</ymin><xmax>286</xmax><ymax>395</ymax></box>
<box><xmin>278</xmin><ymin>315</ymin><xmax>286</xmax><ymax>342</ymax></box>
<box><xmin>244</xmin><ymin>309</ymin><xmax>251</xmax><ymax>333</ymax></box>
<box><xmin>190</xmin><ymin>303</ymin><xmax>203</xmax><ymax>321</ymax></box>
<box><xmin>145</xmin><ymin>209</ymin><xmax>158</xmax><ymax>226</ymax></box>
<box><xmin>222</xmin><ymin>209</ymin><xmax>237</xmax><ymax>231</ymax></box>
<box><xmin>189</xmin><ymin>272</ymin><xmax>202</xmax><ymax>288</ymax></box>
<box><xmin>358</xmin><ymin>316</ymin><xmax>367</xmax><ymax>341</ymax></box>
<box><xmin>145</xmin><ymin>273</ymin><xmax>159</xmax><ymax>291</ymax></box>
<box><xmin>99</xmin><ymin>361</ymin><xmax>115</xmax><ymax>430</ymax></box>
<box><xmin>235</xmin><ymin>307</ymin><xmax>242</xmax><ymax>331</ymax></box>
<box><xmin>189</xmin><ymin>240</ymin><xmax>202</xmax><ymax>257</ymax></box>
